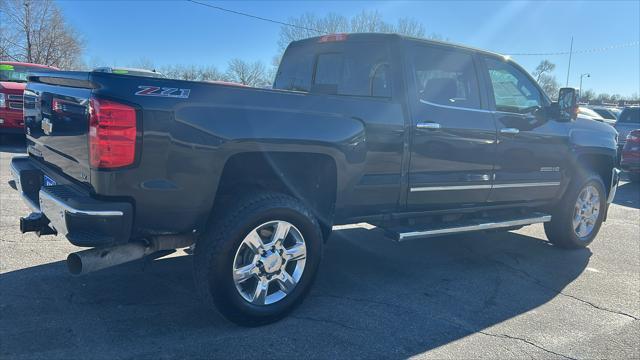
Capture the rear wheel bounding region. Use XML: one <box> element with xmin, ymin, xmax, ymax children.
<box><xmin>194</xmin><ymin>192</ymin><xmax>323</xmax><ymax>326</ymax></box>
<box><xmin>544</xmin><ymin>173</ymin><xmax>606</xmax><ymax>249</ymax></box>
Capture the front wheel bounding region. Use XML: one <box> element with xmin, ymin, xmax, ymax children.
<box><xmin>544</xmin><ymin>173</ymin><xmax>606</xmax><ymax>249</ymax></box>
<box><xmin>194</xmin><ymin>192</ymin><xmax>323</xmax><ymax>326</ymax></box>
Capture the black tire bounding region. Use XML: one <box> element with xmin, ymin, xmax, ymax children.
<box><xmin>194</xmin><ymin>192</ymin><xmax>323</xmax><ymax>326</ymax></box>
<box><xmin>544</xmin><ymin>172</ymin><xmax>606</xmax><ymax>249</ymax></box>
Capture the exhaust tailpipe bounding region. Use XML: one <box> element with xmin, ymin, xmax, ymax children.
<box><xmin>67</xmin><ymin>234</ymin><xmax>194</xmax><ymax>275</ymax></box>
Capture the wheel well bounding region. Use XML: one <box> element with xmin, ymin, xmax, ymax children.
<box><xmin>576</xmin><ymin>153</ymin><xmax>614</xmax><ymax>192</ymax></box>
<box><xmin>214</xmin><ymin>152</ymin><xmax>337</xmax><ymax>227</ymax></box>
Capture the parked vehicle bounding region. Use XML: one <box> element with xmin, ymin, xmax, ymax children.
<box><xmin>614</xmin><ymin>107</ymin><xmax>640</xmax><ymax>152</ymax></box>
<box><xmin>92</xmin><ymin>67</ymin><xmax>165</xmax><ymax>78</ymax></box>
<box><xmin>620</xmin><ymin>129</ymin><xmax>640</xmax><ymax>182</ymax></box>
<box><xmin>10</xmin><ymin>34</ymin><xmax>620</xmax><ymax>326</ymax></box>
<box><xmin>578</xmin><ymin>106</ymin><xmax>615</xmax><ymax>125</ymax></box>
<box><xmin>0</xmin><ymin>62</ymin><xmax>58</xmax><ymax>135</ymax></box>
<box><xmin>588</xmin><ymin>106</ymin><xmax>620</xmax><ymax>122</ymax></box>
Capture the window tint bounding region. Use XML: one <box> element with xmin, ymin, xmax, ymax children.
<box><xmin>619</xmin><ymin>108</ymin><xmax>640</xmax><ymax>124</ymax></box>
<box><xmin>371</xmin><ymin>63</ymin><xmax>392</xmax><ymax>97</ymax></box>
<box><xmin>485</xmin><ymin>57</ymin><xmax>542</xmax><ymax>113</ymax></box>
<box><xmin>314</xmin><ymin>53</ymin><xmax>343</xmax><ymax>94</ymax></box>
<box><xmin>312</xmin><ymin>48</ymin><xmax>391</xmax><ymax>97</ymax></box>
<box><xmin>273</xmin><ymin>46</ymin><xmax>314</xmax><ymax>92</ymax></box>
<box><xmin>411</xmin><ymin>46</ymin><xmax>481</xmax><ymax>109</ymax></box>
<box><xmin>274</xmin><ymin>42</ymin><xmax>392</xmax><ymax>98</ymax></box>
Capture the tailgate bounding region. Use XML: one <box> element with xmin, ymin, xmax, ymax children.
<box><xmin>24</xmin><ymin>72</ymin><xmax>93</xmax><ymax>186</ymax></box>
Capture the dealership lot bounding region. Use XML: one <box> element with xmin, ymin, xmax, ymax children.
<box><xmin>1</xmin><ymin>137</ymin><xmax>638</xmax><ymax>359</ymax></box>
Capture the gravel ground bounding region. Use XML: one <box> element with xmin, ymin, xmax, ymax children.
<box><xmin>1</xmin><ymin>135</ymin><xmax>639</xmax><ymax>359</ymax></box>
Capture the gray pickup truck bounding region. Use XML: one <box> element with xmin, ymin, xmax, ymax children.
<box><xmin>10</xmin><ymin>33</ymin><xmax>619</xmax><ymax>325</ymax></box>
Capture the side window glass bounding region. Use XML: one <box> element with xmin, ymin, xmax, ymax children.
<box><xmin>412</xmin><ymin>46</ymin><xmax>481</xmax><ymax>109</ymax></box>
<box><xmin>485</xmin><ymin>57</ymin><xmax>543</xmax><ymax>114</ymax></box>
<box><xmin>370</xmin><ymin>63</ymin><xmax>392</xmax><ymax>98</ymax></box>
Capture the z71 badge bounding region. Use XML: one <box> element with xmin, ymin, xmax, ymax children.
<box><xmin>135</xmin><ymin>86</ymin><xmax>191</xmax><ymax>99</ymax></box>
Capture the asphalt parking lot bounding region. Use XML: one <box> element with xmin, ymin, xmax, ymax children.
<box><xmin>1</xmin><ymin>135</ymin><xmax>638</xmax><ymax>359</ymax></box>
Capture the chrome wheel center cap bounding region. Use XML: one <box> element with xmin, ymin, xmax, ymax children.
<box><xmin>261</xmin><ymin>252</ymin><xmax>283</xmax><ymax>273</ymax></box>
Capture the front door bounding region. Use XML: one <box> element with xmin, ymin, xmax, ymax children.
<box><xmin>406</xmin><ymin>44</ymin><xmax>497</xmax><ymax>210</ymax></box>
<box><xmin>481</xmin><ymin>56</ymin><xmax>568</xmax><ymax>203</ymax></box>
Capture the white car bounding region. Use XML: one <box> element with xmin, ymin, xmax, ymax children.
<box><xmin>588</xmin><ymin>106</ymin><xmax>621</xmax><ymax>122</ymax></box>
<box><xmin>578</xmin><ymin>107</ymin><xmax>616</xmax><ymax>125</ymax></box>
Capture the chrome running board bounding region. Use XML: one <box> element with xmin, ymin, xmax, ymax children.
<box><xmin>388</xmin><ymin>212</ymin><xmax>551</xmax><ymax>242</ymax></box>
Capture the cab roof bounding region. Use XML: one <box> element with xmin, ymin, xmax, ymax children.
<box><xmin>289</xmin><ymin>33</ymin><xmax>508</xmax><ymax>59</ymax></box>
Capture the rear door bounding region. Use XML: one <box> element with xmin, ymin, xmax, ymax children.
<box><xmin>405</xmin><ymin>43</ymin><xmax>497</xmax><ymax>210</ymax></box>
<box><xmin>481</xmin><ymin>56</ymin><xmax>567</xmax><ymax>203</ymax></box>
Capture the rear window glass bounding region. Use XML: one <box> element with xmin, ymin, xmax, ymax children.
<box><xmin>618</xmin><ymin>108</ymin><xmax>639</xmax><ymax>124</ymax></box>
<box><xmin>274</xmin><ymin>42</ymin><xmax>392</xmax><ymax>98</ymax></box>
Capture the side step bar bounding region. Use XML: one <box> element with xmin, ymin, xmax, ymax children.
<box><xmin>386</xmin><ymin>212</ymin><xmax>551</xmax><ymax>242</ymax></box>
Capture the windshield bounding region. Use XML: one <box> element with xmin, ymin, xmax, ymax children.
<box><xmin>579</xmin><ymin>107</ymin><xmax>604</xmax><ymax>119</ymax></box>
<box><xmin>0</xmin><ymin>63</ymin><xmax>55</xmax><ymax>83</ymax></box>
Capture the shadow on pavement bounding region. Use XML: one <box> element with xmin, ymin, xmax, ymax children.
<box><xmin>0</xmin><ymin>228</ymin><xmax>590</xmax><ymax>359</ymax></box>
<box><xmin>613</xmin><ymin>181</ymin><xmax>640</xmax><ymax>209</ymax></box>
<box><xmin>0</xmin><ymin>134</ymin><xmax>27</xmax><ymax>154</ymax></box>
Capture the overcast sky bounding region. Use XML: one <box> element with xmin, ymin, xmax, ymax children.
<box><xmin>58</xmin><ymin>0</ymin><xmax>640</xmax><ymax>96</ymax></box>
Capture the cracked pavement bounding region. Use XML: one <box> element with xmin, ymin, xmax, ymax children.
<box><xmin>1</xmin><ymin>136</ymin><xmax>639</xmax><ymax>359</ymax></box>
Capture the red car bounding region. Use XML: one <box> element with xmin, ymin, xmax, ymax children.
<box><xmin>0</xmin><ymin>61</ymin><xmax>58</xmax><ymax>135</ymax></box>
<box><xmin>621</xmin><ymin>129</ymin><xmax>640</xmax><ymax>182</ymax></box>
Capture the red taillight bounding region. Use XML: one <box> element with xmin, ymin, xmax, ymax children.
<box><xmin>626</xmin><ymin>130</ymin><xmax>640</xmax><ymax>144</ymax></box>
<box><xmin>89</xmin><ymin>97</ymin><xmax>137</xmax><ymax>169</ymax></box>
<box><xmin>318</xmin><ymin>33</ymin><xmax>348</xmax><ymax>43</ymax></box>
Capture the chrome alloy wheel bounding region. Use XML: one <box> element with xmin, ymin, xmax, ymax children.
<box><xmin>232</xmin><ymin>220</ymin><xmax>307</xmax><ymax>305</ymax></box>
<box><xmin>573</xmin><ymin>185</ymin><xmax>601</xmax><ymax>238</ymax></box>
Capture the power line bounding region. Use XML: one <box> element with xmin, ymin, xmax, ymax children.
<box><xmin>186</xmin><ymin>0</ymin><xmax>323</xmax><ymax>34</ymax></box>
<box><xmin>187</xmin><ymin>0</ymin><xmax>638</xmax><ymax>58</ymax></box>
<box><xmin>504</xmin><ymin>40</ymin><xmax>639</xmax><ymax>56</ymax></box>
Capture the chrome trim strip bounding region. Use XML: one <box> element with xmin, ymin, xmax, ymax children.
<box><xmin>398</xmin><ymin>215</ymin><xmax>552</xmax><ymax>241</ymax></box>
<box><xmin>410</xmin><ymin>184</ymin><xmax>492</xmax><ymax>192</ymax></box>
<box><xmin>492</xmin><ymin>182</ymin><xmax>560</xmax><ymax>189</ymax></box>
<box><xmin>410</xmin><ymin>181</ymin><xmax>560</xmax><ymax>192</ymax></box>
<box><xmin>418</xmin><ymin>99</ymin><xmax>493</xmax><ymax>113</ymax></box>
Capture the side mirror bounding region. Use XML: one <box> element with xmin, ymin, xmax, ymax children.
<box><xmin>558</xmin><ymin>87</ymin><xmax>578</xmax><ymax>121</ymax></box>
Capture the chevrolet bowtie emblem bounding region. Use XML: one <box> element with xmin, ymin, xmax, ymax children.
<box><xmin>41</xmin><ymin>118</ymin><xmax>53</xmax><ymax>135</ymax></box>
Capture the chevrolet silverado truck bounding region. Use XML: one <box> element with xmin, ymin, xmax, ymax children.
<box><xmin>0</xmin><ymin>62</ymin><xmax>58</xmax><ymax>136</ymax></box>
<box><xmin>9</xmin><ymin>34</ymin><xmax>620</xmax><ymax>326</ymax></box>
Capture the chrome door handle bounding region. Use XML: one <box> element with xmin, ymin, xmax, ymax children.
<box><xmin>417</xmin><ymin>122</ymin><xmax>441</xmax><ymax>130</ymax></box>
<box><xmin>500</xmin><ymin>128</ymin><xmax>520</xmax><ymax>135</ymax></box>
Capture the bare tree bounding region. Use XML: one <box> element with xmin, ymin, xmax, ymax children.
<box><xmin>160</xmin><ymin>64</ymin><xmax>225</xmax><ymax>82</ymax></box>
<box><xmin>0</xmin><ymin>0</ymin><xmax>83</xmax><ymax>69</ymax></box>
<box><xmin>278</xmin><ymin>11</ymin><xmax>432</xmax><ymax>52</ymax></box>
<box><xmin>580</xmin><ymin>89</ymin><xmax>595</xmax><ymax>102</ymax></box>
<box><xmin>531</xmin><ymin>60</ymin><xmax>555</xmax><ymax>82</ymax></box>
<box><xmin>531</xmin><ymin>60</ymin><xmax>559</xmax><ymax>99</ymax></box>
<box><xmin>225</xmin><ymin>58</ymin><xmax>269</xmax><ymax>87</ymax></box>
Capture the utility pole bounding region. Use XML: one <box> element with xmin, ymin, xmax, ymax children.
<box><xmin>565</xmin><ymin>36</ymin><xmax>573</xmax><ymax>87</ymax></box>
